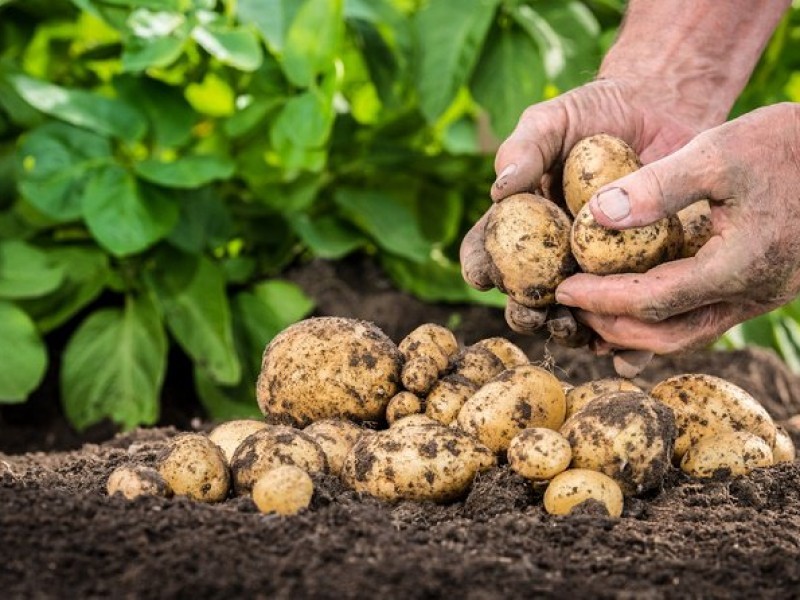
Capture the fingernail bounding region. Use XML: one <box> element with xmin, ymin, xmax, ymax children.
<box><xmin>493</xmin><ymin>164</ymin><xmax>517</xmax><ymax>190</ymax></box>
<box><xmin>595</xmin><ymin>187</ymin><xmax>631</xmax><ymax>221</ymax></box>
<box><xmin>555</xmin><ymin>290</ymin><xmax>574</xmax><ymax>305</ymax></box>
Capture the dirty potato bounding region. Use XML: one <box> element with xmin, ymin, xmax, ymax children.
<box><xmin>399</xmin><ymin>324</ymin><xmax>459</xmax><ymax>395</ymax></box>
<box><xmin>303</xmin><ymin>418</ymin><xmax>363</xmax><ymax>476</ymax></box>
<box><xmin>772</xmin><ymin>426</ymin><xmax>796</xmax><ymax>464</ymax></box>
<box><xmin>157</xmin><ymin>434</ymin><xmax>230</xmax><ymax>503</ymax></box>
<box><xmin>677</xmin><ymin>200</ymin><xmax>713</xmax><ymax>258</ymax></box>
<box><xmin>252</xmin><ymin>465</ymin><xmax>314</xmax><ymax>516</ymax></box>
<box><xmin>508</xmin><ymin>428</ymin><xmax>572</xmax><ymax>481</ymax></box>
<box><xmin>543</xmin><ymin>469</ymin><xmax>624</xmax><ymax>518</ymax></box>
<box><xmin>390</xmin><ymin>414</ymin><xmax>441</xmax><ymax>430</ymax></box>
<box><xmin>385</xmin><ymin>391</ymin><xmax>425</xmax><ymax>425</ymax></box>
<box><xmin>565</xmin><ymin>378</ymin><xmax>643</xmax><ymax>420</ymax></box>
<box><xmin>107</xmin><ymin>465</ymin><xmax>171</xmax><ymax>500</ymax></box>
<box><xmin>473</xmin><ymin>337</ymin><xmax>529</xmax><ymax>369</ymax></box>
<box><xmin>208</xmin><ymin>419</ymin><xmax>269</xmax><ymax>464</ymax></box>
<box><xmin>681</xmin><ymin>431</ymin><xmax>773</xmax><ymax>478</ymax></box>
<box><xmin>452</xmin><ymin>345</ymin><xmax>505</xmax><ymax>387</ymax></box>
<box><xmin>425</xmin><ymin>375</ymin><xmax>479</xmax><ymax>425</ymax></box>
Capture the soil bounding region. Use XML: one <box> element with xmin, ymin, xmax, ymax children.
<box><xmin>3</xmin><ymin>257</ymin><xmax>800</xmax><ymax>599</ymax></box>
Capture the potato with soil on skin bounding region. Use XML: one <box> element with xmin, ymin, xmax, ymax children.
<box><xmin>771</xmin><ymin>426</ymin><xmax>796</xmax><ymax>464</ymax></box>
<box><xmin>390</xmin><ymin>414</ymin><xmax>441</xmax><ymax>430</ymax></box>
<box><xmin>451</xmin><ymin>345</ymin><xmax>506</xmax><ymax>387</ymax></box>
<box><xmin>230</xmin><ymin>426</ymin><xmax>327</xmax><ymax>495</ymax></box>
<box><xmin>473</xmin><ymin>337</ymin><xmax>529</xmax><ymax>369</ymax></box>
<box><xmin>456</xmin><ymin>365</ymin><xmax>567</xmax><ymax>454</ymax></box>
<box><xmin>107</xmin><ymin>465</ymin><xmax>171</xmax><ymax>500</ymax></box>
<box><xmin>650</xmin><ymin>373</ymin><xmax>777</xmax><ymax>461</ymax></box>
<box><xmin>425</xmin><ymin>375</ymin><xmax>479</xmax><ymax>425</ymax></box>
<box><xmin>385</xmin><ymin>391</ymin><xmax>424</xmax><ymax>425</ymax></box>
<box><xmin>560</xmin><ymin>392</ymin><xmax>675</xmax><ymax>496</ymax></box>
<box><xmin>303</xmin><ymin>418</ymin><xmax>363</xmax><ymax>476</ymax></box>
<box><xmin>341</xmin><ymin>420</ymin><xmax>496</xmax><ymax>502</ymax></box>
<box><xmin>256</xmin><ymin>317</ymin><xmax>402</xmax><ymax>427</ymax></box>
<box><xmin>677</xmin><ymin>200</ymin><xmax>714</xmax><ymax>258</ymax></box>
<box><xmin>157</xmin><ymin>434</ymin><xmax>230</xmax><ymax>503</ymax></box>
<box><xmin>543</xmin><ymin>469</ymin><xmax>624</xmax><ymax>517</ymax></box>
<box><xmin>484</xmin><ymin>193</ymin><xmax>576</xmax><ymax>308</ymax></box>
<box><xmin>565</xmin><ymin>378</ymin><xmax>643</xmax><ymax>420</ymax></box>
<box><xmin>252</xmin><ymin>465</ymin><xmax>314</xmax><ymax>516</ymax></box>
<box><xmin>208</xmin><ymin>419</ymin><xmax>269</xmax><ymax>464</ymax></box>
<box><xmin>399</xmin><ymin>324</ymin><xmax>459</xmax><ymax>395</ymax></box>
<box><xmin>508</xmin><ymin>428</ymin><xmax>572</xmax><ymax>481</ymax></box>
<box><xmin>681</xmin><ymin>431</ymin><xmax>773</xmax><ymax>478</ymax></box>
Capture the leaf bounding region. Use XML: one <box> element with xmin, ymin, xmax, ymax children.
<box><xmin>289</xmin><ymin>213</ymin><xmax>366</xmax><ymax>259</ymax></box>
<box><xmin>115</xmin><ymin>76</ymin><xmax>196</xmax><ymax>148</ymax></box>
<box><xmin>237</xmin><ymin>0</ymin><xmax>300</xmax><ymax>53</ymax></box>
<box><xmin>134</xmin><ymin>154</ymin><xmax>235</xmax><ymax>188</ymax></box>
<box><xmin>414</xmin><ymin>0</ymin><xmax>499</xmax><ymax>122</ymax></box>
<box><xmin>194</xmin><ymin>367</ymin><xmax>262</xmax><ymax>421</ymax></box>
<box><xmin>167</xmin><ymin>187</ymin><xmax>233</xmax><ymax>253</ymax></box>
<box><xmin>185</xmin><ymin>72</ymin><xmax>235</xmax><ymax>117</ymax></box>
<box><xmin>8</xmin><ymin>74</ymin><xmax>147</xmax><ymax>142</ymax></box>
<box><xmin>270</xmin><ymin>88</ymin><xmax>334</xmax><ymax>173</ymax></box>
<box><xmin>281</xmin><ymin>0</ymin><xmax>343</xmax><ymax>87</ymax></box>
<box><xmin>0</xmin><ymin>240</ymin><xmax>64</xmax><ymax>299</ymax></box>
<box><xmin>122</xmin><ymin>33</ymin><xmax>187</xmax><ymax>72</ymax></box>
<box><xmin>82</xmin><ymin>165</ymin><xmax>179</xmax><ymax>257</ymax></box>
<box><xmin>192</xmin><ymin>24</ymin><xmax>263</xmax><ymax>72</ymax></box>
<box><xmin>0</xmin><ymin>301</ymin><xmax>48</xmax><ymax>403</ymax></box>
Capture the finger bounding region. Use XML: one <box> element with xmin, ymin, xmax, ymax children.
<box><xmin>460</xmin><ymin>210</ymin><xmax>494</xmax><ymax>291</ymax></box>
<box><xmin>612</xmin><ymin>350</ymin><xmax>654</xmax><ymax>379</ymax></box>
<box><xmin>546</xmin><ymin>305</ymin><xmax>593</xmax><ymax>347</ymax></box>
<box><xmin>505</xmin><ymin>299</ymin><xmax>548</xmax><ymax>334</ymax></box>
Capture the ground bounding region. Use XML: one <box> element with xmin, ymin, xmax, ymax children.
<box><xmin>2</xmin><ymin>258</ymin><xmax>800</xmax><ymax>599</ymax></box>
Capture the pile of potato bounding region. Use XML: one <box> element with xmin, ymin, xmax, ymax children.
<box><xmin>108</xmin><ymin>317</ymin><xmax>795</xmax><ymax>520</ymax></box>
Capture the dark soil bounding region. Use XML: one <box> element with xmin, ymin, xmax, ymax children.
<box><xmin>3</xmin><ymin>257</ymin><xmax>800</xmax><ymax>599</ymax></box>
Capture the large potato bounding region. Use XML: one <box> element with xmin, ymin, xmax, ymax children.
<box><xmin>399</xmin><ymin>324</ymin><xmax>459</xmax><ymax>395</ymax></box>
<box><xmin>303</xmin><ymin>418</ymin><xmax>363</xmax><ymax>476</ymax></box>
<box><xmin>425</xmin><ymin>375</ymin><xmax>479</xmax><ymax>425</ymax></box>
<box><xmin>252</xmin><ymin>465</ymin><xmax>314</xmax><ymax>516</ymax></box>
<box><xmin>208</xmin><ymin>419</ymin><xmax>269</xmax><ymax>464</ymax></box>
<box><xmin>677</xmin><ymin>200</ymin><xmax>713</xmax><ymax>258</ymax></box>
<box><xmin>341</xmin><ymin>421</ymin><xmax>496</xmax><ymax>502</ymax></box>
<box><xmin>560</xmin><ymin>392</ymin><xmax>675</xmax><ymax>495</ymax></box>
<box><xmin>508</xmin><ymin>428</ymin><xmax>572</xmax><ymax>481</ymax></box>
<box><xmin>473</xmin><ymin>337</ymin><xmax>529</xmax><ymax>369</ymax></box>
<box><xmin>650</xmin><ymin>374</ymin><xmax>776</xmax><ymax>461</ymax></box>
<box><xmin>256</xmin><ymin>317</ymin><xmax>402</xmax><ymax>426</ymax></box>
<box><xmin>544</xmin><ymin>469</ymin><xmax>624</xmax><ymax>518</ymax></box>
<box><xmin>157</xmin><ymin>434</ymin><xmax>230</xmax><ymax>503</ymax></box>
<box><xmin>484</xmin><ymin>193</ymin><xmax>576</xmax><ymax>308</ymax></box>
<box><xmin>565</xmin><ymin>378</ymin><xmax>642</xmax><ymax>420</ymax></box>
<box><xmin>681</xmin><ymin>432</ymin><xmax>773</xmax><ymax>478</ymax></box>
<box><xmin>456</xmin><ymin>365</ymin><xmax>566</xmax><ymax>453</ymax></box>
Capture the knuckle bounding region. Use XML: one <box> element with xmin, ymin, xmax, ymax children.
<box><xmin>631</xmin><ymin>294</ymin><xmax>673</xmax><ymax>323</ymax></box>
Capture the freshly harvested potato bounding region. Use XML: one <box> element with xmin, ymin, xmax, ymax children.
<box><xmin>390</xmin><ymin>414</ymin><xmax>441</xmax><ymax>430</ymax></box>
<box><xmin>484</xmin><ymin>193</ymin><xmax>576</xmax><ymax>308</ymax></box>
<box><xmin>457</xmin><ymin>365</ymin><xmax>566</xmax><ymax>453</ymax></box>
<box><xmin>303</xmin><ymin>418</ymin><xmax>363</xmax><ymax>476</ymax></box>
<box><xmin>508</xmin><ymin>428</ymin><xmax>572</xmax><ymax>481</ymax></box>
<box><xmin>342</xmin><ymin>420</ymin><xmax>496</xmax><ymax>502</ymax></box>
<box><xmin>452</xmin><ymin>345</ymin><xmax>505</xmax><ymax>387</ymax></box>
<box><xmin>252</xmin><ymin>465</ymin><xmax>314</xmax><ymax>516</ymax></box>
<box><xmin>681</xmin><ymin>432</ymin><xmax>773</xmax><ymax>478</ymax></box>
<box><xmin>563</xmin><ymin>134</ymin><xmax>640</xmax><ymax>217</ymax></box>
<box><xmin>385</xmin><ymin>391</ymin><xmax>424</xmax><ymax>425</ymax></box>
<box><xmin>650</xmin><ymin>374</ymin><xmax>776</xmax><ymax>461</ymax></box>
<box><xmin>425</xmin><ymin>375</ymin><xmax>479</xmax><ymax>425</ymax></box>
<box><xmin>772</xmin><ymin>426</ymin><xmax>796</xmax><ymax>464</ymax></box>
<box><xmin>157</xmin><ymin>434</ymin><xmax>230</xmax><ymax>503</ymax></box>
<box><xmin>543</xmin><ymin>469</ymin><xmax>624</xmax><ymax>518</ymax></box>
<box><xmin>256</xmin><ymin>317</ymin><xmax>402</xmax><ymax>426</ymax></box>
<box><xmin>399</xmin><ymin>324</ymin><xmax>459</xmax><ymax>395</ymax></box>
<box><xmin>571</xmin><ymin>202</ymin><xmax>683</xmax><ymax>275</ymax></box>
<box><xmin>208</xmin><ymin>419</ymin><xmax>269</xmax><ymax>464</ymax></box>
<box><xmin>106</xmin><ymin>465</ymin><xmax>171</xmax><ymax>500</ymax></box>
<box><xmin>560</xmin><ymin>392</ymin><xmax>675</xmax><ymax>495</ymax></box>
<box><xmin>473</xmin><ymin>337</ymin><xmax>529</xmax><ymax>369</ymax></box>
<box><xmin>677</xmin><ymin>200</ymin><xmax>713</xmax><ymax>258</ymax></box>
<box><xmin>230</xmin><ymin>426</ymin><xmax>327</xmax><ymax>495</ymax></box>
<box><xmin>565</xmin><ymin>378</ymin><xmax>643</xmax><ymax>420</ymax></box>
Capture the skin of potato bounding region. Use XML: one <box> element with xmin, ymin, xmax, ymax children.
<box><xmin>680</xmin><ymin>431</ymin><xmax>774</xmax><ymax>478</ymax></box>
<box><xmin>256</xmin><ymin>317</ymin><xmax>402</xmax><ymax>427</ymax></box>
<box><xmin>157</xmin><ymin>434</ymin><xmax>230</xmax><ymax>503</ymax></box>
<box><xmin>650</xmin><ymin>374</ymin><xmax>777</xmax><ymax>461</ymax></box>
<box><xmin>107</xmin><ymin>465</ymin><xmax>171</xmax><ymax>500</ymax></box>
<box><xmin>252</xmin><ymin>465</ymin><xmax>314</xmax><ymax>516</ymax></box>
<box><xmin>452</xmin><ymin>345</ymin><xmax>505</xmax><ymax>387</ymax></box>
<box><xmin>230</xmin><ymin>426</ymin><xmax>327</xmax><ymax>495</ymax></box>
<box><xmin>565</xmin><ymin>378</ymin><xmax>643</xmax><ymax>420</ymax></box>
<box><xmin>303</xmin><ymin>419</ymin><xmax>363</xmax><ymax>476</ymax></box>
<box><xmin>385</xmin><ymin>392</ymin><xmax>425</xmax><ymax>425</ymax></box>
<box><xmin>390</xmin><ymin>414</ymin><xmax>441</xmax><ymax>430</ymax></box>
<box><xmin>543</xmin><ymin>469</ymin><xmax>624</xmax><ymax>518</ymax></box>
<box><xmin>425</xmin><ymin>375</ymin><xmax>479</xmax><ymax>425</ymax></box>
<box><xmin>399</xmin><ymin>324</ymin><xmax>459</xmax><ymax>395</ymax></box>
<box><xmin>563</xmin><ymin>134</ymin><xmax>641</xmax><ymax>217</ymax></box>
<box><xmin>208</xmin><ymin>419</ymin><xmax>269</xmax><ymax>464</ymax></box>
<box><xmin>772</xmin><ymin>426</ymin><xmax>796</xmax><ymax>464</ymax></box>
<box><xmin>456</xmin><ymin>365</ymin><xmax>566</xmax><ymax>454</ymax></box>
<box><xmin>508</xmin><ymin>428</ymin><xmax>572</xmax><ymax>481</ymax></box>
<box><xmin>341</xmin><ymin>422</ymin><xmax>496</xmax><ymax>502</ymax></box>
<box><xmin>473</xmin><ymin>337</ymin><xmax>529</xmax><ymax>369</ymax></box>
<box><xmin>484</xmin><ymin>193</ymin><xmax>576</xmax><ymax>308</ymax></box>
<box><xmin>677</xmin><ymin>200</ymin><xmax>714</xmax><ymax>258</ymax></box>
<box><xmin>560</xmin><ymin>392</ymin><xmax>676</xmax><ymax>496</ymax></box>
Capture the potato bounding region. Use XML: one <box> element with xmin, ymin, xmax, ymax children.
<box><xmin>681</xmin><ymin>432</ymin><xmax>773</xmax><ymax>478</ymax></box>
<box><xmin>650</xmin><ymin>374</ymin><xmax>776</xmax><ymax>461</ymax></box>
<box><xmin>560</xmin><ymin>392</ymin><xmax>675</xmax><ymax>495</ymax></box>
<box><xmin>565</xmin><ymin>378</ymin><xmax>643</xmax><ymax>420</ymax></box>
<box><xmin>230</xmin><ymin>426</ymin><xmax>327</xmax><ymax>495</ymax></box>
<box><xmin>677</xmin><ymin>200</ymin><xmax>713</xmax><ymax>258</ymax></box>
<box><xmin>106</xmin><ymin>465</ymin><xmax>171</xmax><ymax>500</ymax></box>
<box><xmin>543</xmin><ymin>469</ymin><xmax>624</xmax><ymax>518</ymax></box>
<box><xmin>252</xmin><ymin>465</ymin><xmax>314</xmax><ymax>516</ymax></box>
<box><xmin>399</xmin><ymin>324</ymin><xmax>459</xmax><ymax>395</ymax></box>
<box><xmin>508</xmin><ymin>428</ymin><xmax>572</xmax><ymax>481</ymax></box>
<box><xmin>563</xmin><ymin>134</ymin><xmax>640</xmax><ymax>217</ymax></box>
<box><xmin>341</xmin><ymin>420</ymin><xmax>496</xmax><ymax>502</ymax></box>
<box><xmin>385</xmin><ymin>391</ymin><xmax>424</xmax><ymax>425</ymax></box>
<box><xmin>473</xmin><ymin>337</ymin><xmax>529</xmax><ymax>369</ymax></box>
<box><xmin>157</xmin><ymin>434</ymin><xmax>230</xmax><ymax>503</ymax></box>
<box><xmin>256</xmin><ymin>317</ymin><xmax>402</xmax><ymax>426</ymax></box>
<box><xmin>425</xmin><ymin>375</ymin><xmax>479</xmax><ymax>425</ymax></box>
<box><xmin>772</xmin><ymin>426</ymin><xmax>796</xmax><ymax>464</ymax></box>
<box><xmin>484</xmin><ymin>193</ymin><xmax>576</xmax><ymax>308</ymax></box>
<box><xmin>456</xmin><ymin>365</ymin><xmax>566</xmax><ymax>453</ymax></box>
<box><xmin>390</xmin><ymin>414</ymin><xmax>441</xmax><ymax>430</ymax></box>
<box><xmin>571</xmin><ymin>202</ymin><xmax>683</xmax><ymax>275</ymax></box>
<box><xmin>452</xmin><ymin>345</ymin><xmax>505</xmax><ymax>387</ymax></box>
<box><xmin>208</xmin><ymin>419</ymin><xmax>269</xmax><ymax>464</ymax></box>
<box><xmin>303</xmin><ymin>418</ymin><xmax>363</xmax><ymax>476</ymax></box>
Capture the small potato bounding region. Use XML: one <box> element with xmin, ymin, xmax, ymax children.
<box><xmin>385</xmin><ymin>391</ymin><xmax>424</xmax><ymax>425</ymax></box>
<box><xmin>157</xmin><ymin>434</ymin><xmax>230</xmax><ymax>503</ymax></box>
<box><xmin>107</xmin><ymin>465</ymin><xmax>171</xmax><ymax>500</ymax></box>
<box><xmin>399</xmin><ymin>324</ymin><xmax>459</xmax><ymax>395</ymax></box>
<box><xmin>508</xmin><ymin>428</ymin><xmax>572</xmax><ymax>481</ymax></box>
<box><xmin>252</xmin><ymin>465</ymin><xmax>314</xmax><ymax>516</ymax></box>
<box><xmin>650</xmin><ymin>374</ymin><xmax>777</xmax><ymax>461</ymax></box>
<box><xmin>208</xmin><ymin>419</ymin><xmax>269</xmax><ymax>464</ymax></box>
<box><xmin>303</xmin><ymin>418</ymin><xmax>363</xmax><ymax>476</ymax></box>
<box><xmin>484</xmin><ymin>193</ymin><xmax>576</xmax><ymax>308</ymax></box>
<box><xmin>543</xmin><ymin>469</ymin><xmax>624</xmax><ymax>518</ymax></box>
<box><xmin>681</xmin><ymin>432</ymin><xmax>773</xmax><ymax>478</ymax></box>
<box><xmin>425</xmin><ymin>375</ymin><xmax>479</xmax><ymax>425</ymax></box>
<box><xmin>230</xmin><ymin>426</ymin><xmax>327</xmax><ymax>495</ymax></box>
<box><xmin>473</xmin><ymin>337</ymin><xmax>529</xmax><ymax>369</ymax></box>
<box><xmin>457</xmin><ymin>365</ymin><xmax>566</xmax><ymax>453</ymax></box>
<box><xmin>677</xmin><ymin>200</ymin><xmax>713</xmax><ymax>258</ymax></box>
<box><xmin>452</xmin><ymin>345</ymin><xmax>505</xmax><ymax>387</ymax></box>
<box><xmin>772</xmin><ymin>426</ymin><xmax>796</xmax><ymax>464</ymax></box>
<box><xmin>565</xmin><ymin>378</ymin><xmax>643</xmax><ymax>420</ymax></box>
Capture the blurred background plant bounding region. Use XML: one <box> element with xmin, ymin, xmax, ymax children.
<box><xmin>1</xmin><ymin>0</ymin><xmax>798</xmax><ymax>430</ymax></box>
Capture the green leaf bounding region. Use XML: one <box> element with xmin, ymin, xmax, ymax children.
<box><xmin>83</xmin><ymin>165</ymin><xmax>179</xmax><ymax>257</ymax></box>
<box><xmin>185</xmin><ymin>71</ymin><xmax>235</xmax><ymax>117</ymax></box>
<box><xmin>0</xmin><ymin>301</ymin><xmax>47</xmax><ymax>403</ymax></box>
<box><xmin>270</xmin><ymin>88</ymin><xmax>334</xmax><ymax>172</ymax></box>
<box><xmin>238</xmin><ymin>0</ymin><xmax>299</xmax><ymax>53</ymax></box>
<box><xmin>470</xmin><ymin>25</ymin><xmax>545</xmax><ymax>138</ymax></box>
<box><xmin>289</xmin><ymin>213</ymin><xmax>366</xmax><ymax>259</ymax></box>
<box><xmin>167</xmin><ymin>187</ymin><xmax>233</xmax><ymax>253</ymax></box>
<box><xmin>134</xmin><ymin>154</ymin><xmax>235</xmax><ymax>188</ymax></box>
<box><xmin>115</xmin><ymin>76</ymin><xmax>196</xmax><ymax>148</ymax></box>
<box><xmin>192</xmin><ymin>24</ymin><xmax>264</xmax><ymax>72</ymax></box>
<box><xmin>8</xmin><ymin>74</ymin><xmax>147</xmax><ymax>142</ymax></box>
<box><xmin>414</xmin><ymin>0</ymin><xmax>498</xmax><ymax>122</ymax></box>
<box><xmin>61</xmin><ymin>294</ymin><xmax>167</xmax><ymax>430</ymax></box>
<box><xmin>122</xmin><ymin>33</ymin><xmax>186</xmax><ymax>72</ymax></box>
<box><xmin>0</xmin><ymin>240</ymin><xmax>64</xmax><ymax>299</ymax></box>
<box><xmin>418</xmin><ymin>187</ymin><xmax>463</xmax><ymax>246</ymax></box>
<box><xmin>194</xmin><ymin>367</ymin><xmax>262</xmax><ymax>421</ymax></box>
<box><xmin>281</xmin><ymin>0</ymin><xmax>343</xmax><ymax>87</ymax></box>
